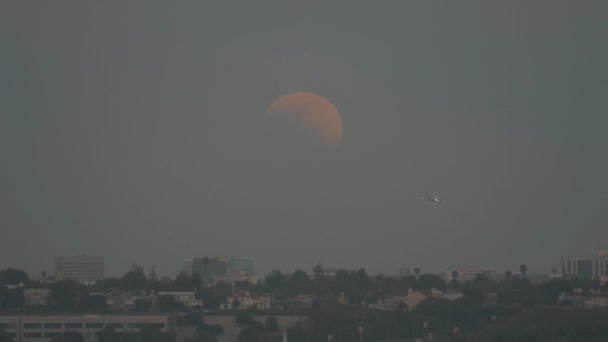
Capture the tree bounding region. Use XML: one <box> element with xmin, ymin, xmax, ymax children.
<box><xmin>134</xmin><ymin>297</ymin><xmax>153</xmax><ymax>311</ymax></box>
<box><xmin>176</xmin><ymin>272</ymin><xmax>194</xmax><ymax>291</ymax></box>
<box><xmin>313</xmin><ymin>264</ymin><xmax>324</xmax><ymax>278</ymax></box>
<box><xmin>80</xmin><ymin>293</ymin><xmax>107</xmax><ymax>311</ymax></box>
<box><xmin>158</xmin><ymin>295</ymin><xmax>184</xmax><ymax>312</ymax></box>
<box><xmin>265</xmin><ymin>316</ymin><xmax>280</xmax><ymax>333</ymax></box>
<box><xmin>505</xmin><ymin>270</ymin><xmax>513</xmax><ymax>280</ymax></box>
<box><xmin>519</xmin><ymin>264</ymin><xmax>528</xmax><ymax>277</ymax></box>
<box><xmin>290</xmin><ymin>269</ymin><xmax>310</xmax><ymax>294</ymax></box>
<box><xmin>232</xmin><ymin>298</ymin><xmax>242</xmax><ymax>309</ymax></box>
<box><xmin>264</xmin><ymin>270</ymin><xmax>287</xmax><ymax>293</ymax></box>
<box><xmin>335</xmin><ymin>269</ymin><xmax>350</xmax><ymax>294</ymax></box>
<box><xmin>238</xmin><ymin>322</ymin><xmax>266</xmax><ymax>342</ymax></box>
<box><xmin>0</xmin><ymin>268</ymin><xmax>29</xmax><ymax>285</ymax></box>
<box><xmin>49</xmin><ymin>280</ymin><xmax>82</xmax><ymax>310</ymax></box>
<box><xmin>414</xmin><ymin>267</ymin><xmax>421</xmax><ymax>278</ymax></box>
<box><xmin>451</xmin><ymin>270</ymin><xmax>459</xmax><ymax>281</ymax></box>
<box><xmin>0</xmin><ymin>286</ymin><xmax>24</xmax><ymax>309</ymax></box>
<box><xmin>400</xmin><ymin>275</ymin><xmax>419</xmax><ymax>291</ymax></box>
<box><xmin>418</xmin><ymin>274</ymin><xmax>447</xmax><ymax>291</ymax></box>
<box><xmin>121</xmin><ymin>265</ymin><xmax>148</xmax><ymax>293</ymax></box>
<box><xmin>235</xmin><ymin>281</ymin><xmax>256</xmax><ymax>292</ymax></box>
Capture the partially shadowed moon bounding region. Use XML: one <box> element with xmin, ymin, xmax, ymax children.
<box><xmin>266</xmin><ymin>92</ymin><xmax>343</xmax><ymax>150</ymax></box>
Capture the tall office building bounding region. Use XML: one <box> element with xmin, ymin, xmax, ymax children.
<box><xmin>54</xmin><ymin>256</ymin><xmax>104</xmax><ymax>283</ymax></box>
<box><xmin>562</xmin><ymin>251</ymin><xmax>608</xmax><ymax>279</ymax></box>
<box><xmin>183</xmin><ymin>257</ymin><xmax>227</xmax><ymax>285</ymax></box>
<box><xmin>227</xmin><ymin>257</ymin><xmax>255</xmax><ymax>275</ymax></box>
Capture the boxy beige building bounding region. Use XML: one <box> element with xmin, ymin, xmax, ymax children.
<box><xmin>54</xmin><ymin>256</ymin><xmax>104</xmax><ymax>283</ymax></box>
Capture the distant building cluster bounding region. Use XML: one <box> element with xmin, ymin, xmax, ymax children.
<box><xmin>183</xmin><ymin>256</ymin><xmax>258</xmax><ymax>286</ymax></box>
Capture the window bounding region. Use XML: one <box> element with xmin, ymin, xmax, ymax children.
<box><xmin>105</xmin><ymin>323</ymin><xmax>124</xmax><ymax>329</ymax></box>
<box><xmin>147</xmin><ymin>323</ymin><xmax>165</xmax><ymax>328</ymax></box>
<box><xmin>24</xmin><ymin>323</ymin><xmax>42</xmax><ymax>329</ymax></box>
<box><xmin>126</xmin><ymin>323</ymin><xmax>143</xmax><ymax>329</ymax></box>
<box><xmin>44</xmin><ymin>323</ymin><xmax>62</xmax><ymax>329</ymax></box>
<box><xmin>23</xmin><ymin>332</ymin><xmax>42</xmax><ymax>338</ymax></box>
<box><xmin>44</xmin><ymin>332</ymin><xmax>62</xmax><ymax>338</ymax></box>
<box><xmin>85</xmin><ymin>323</ymin><xmax>103</xmax><ymax>329</ymax></box>
<box><xmin>0</xmin><ymin>323</ymin><xmax>17</xmax><ymax>329</ymax></box>
<box><xmin>65</xmin><ymin>323</ymin><xmax>83</xmax><ymax>329</ymax></box>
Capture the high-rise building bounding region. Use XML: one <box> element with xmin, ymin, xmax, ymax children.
<box><xmin>183</xmin><ymin>259</ymin><xmax>194</xmax><ymax>275</ymax></box>
<box><xmin>184</xmin><ymin>257</ymin><xmax>227</xmax><ymax>285</ymax></box>
<box><xmin>54</xmin><ymin>256</ymin><xmax>104</xmax><ymax>283</ymax></box>
<box><xmin>227</xmin><ymin>257</ymin><xmax>255</xmax><ymax>275</ymax></box>
<box><xmin>563</xmin><ymin>251</ymin><xmax>608</xmax><ymax>278</ymax></box>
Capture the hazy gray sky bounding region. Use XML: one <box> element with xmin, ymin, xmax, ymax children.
<box><xmin>1</xmin><ymin>1</ymin><xmax>607</xmax><ymax>277</ymax></box>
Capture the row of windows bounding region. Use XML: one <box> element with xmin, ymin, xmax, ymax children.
<box><xmin>20</xmin><ymin>322</ymin><xmax>165</xmax><ymax>329</ymax></box>
<box><xmin>22</xmin><ymin>332</ymin><xmax>96</xmax><ymax>339</ymax></box>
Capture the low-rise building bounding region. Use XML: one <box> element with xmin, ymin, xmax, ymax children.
<box><xmin>0</xmin><ymin>313</ymin><xmax>175</xmax><ymax>342</ymax></box>
<box><xmin>391</xmin><ymin>289</ymin><xmax>428</xmax><ymax>311</ymax></box>
<box><xmin>157</xmin><ymin>292</ymin><xmax>203</xmax><ymax>310</ymax></box>
<box><xmin>24</xmin><ymin>289</ymin><xmax>51</xmax><ymax>307</ymax></box>
<box><xmin>430</xmin><ymin>288</ymin><xmax>464</xmax><ymax>301</ymax></box>
<box><xmin>224</xmin><ymin>292</ymin><xmax>272</xmax><ymax>310</ymax></box>
<box><xmin>212</xmin><ymin>272</ymin><xmax>259</xmax><ymax>286</ymax></box>
<box><xmin>444</xmin><ymin>267</ymin><xmax>495</xmax><ymax>283</ymax></box>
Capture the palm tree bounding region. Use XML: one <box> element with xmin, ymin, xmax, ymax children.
<box><xmin>451</xmin><ymin>270</ymin><xmax>459</xmax><ymax>282</ymax></box>
<box><xmin>519</xmin><ymin>264</ymin><xmax>528</xmax><ymax>277</ymax></box>
<box><xmin>414</xmin><ymin>267</ymin><xmax>421</xmax><ymax>278</ymax></box>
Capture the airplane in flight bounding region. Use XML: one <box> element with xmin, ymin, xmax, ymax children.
<box><xmin>422</xmin><ymin>193</ymin><xmax>444</xmax><ymax>203</ymax></box>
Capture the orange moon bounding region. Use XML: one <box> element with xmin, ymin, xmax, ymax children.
<box><xmin>266</xmin><ymin>92</ymin><xmax>343</xmax><ymax>150</ymax></box>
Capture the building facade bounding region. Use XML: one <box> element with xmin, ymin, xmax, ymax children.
<box><xmin>443</xmin><ymin>267</ymin><xmax>495</xmax><ymax>283</ymax></box>
<box><xmin>184</xmin><ymin>257</ymin><xmax>227</xmax><ymax>285</ymax></box>
<box><xmin>226</xmin><ymin>257</ymin><xmax>255</xmax><ymax>275</ymax></box>
<box><xmin>224</xmin><ymin>292</ymin><xmax>272</xmax><ymax>310</ymax></box>
<box><xmin>54</xmin><ymin>256</ymin><xmax>104</xmax><ymax>283</ymax></box>
<box><xmin>157</xmin><ymin>292</ymin><xmax>203</xmax><ymax>309</ymax></box>
<box><xmin>0</xmin><ymin>314</ymin><xmax>175</xmax><ymax>342</ymax></box>
<box><xmin>562</xmin><ymin>251</ymin><xmax>608</xmax><ymax>279</ymax></box>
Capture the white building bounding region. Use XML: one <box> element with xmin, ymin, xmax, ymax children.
<box><xmin>157</xmin><ymin>291</ymin><xmax>202</xmax><ymax>309</ymax></box>
<box><xmin>24</xmin><ymin>289</ymin><xmax>51</xmax><ymax>307</ymax></box>
<box><xmin>224</xmin><ymin>292</ymin><xmax>272</xmax><ymax>310</ymax></box>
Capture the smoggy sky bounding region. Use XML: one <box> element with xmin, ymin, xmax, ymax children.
<box><xmin>1</xmin><ymin>1</ymin><xmax>607</xmax><ymax>277</ymax></box>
